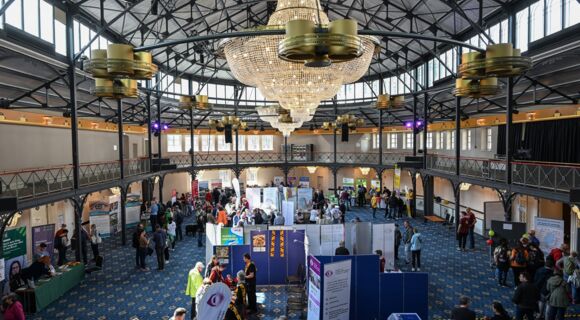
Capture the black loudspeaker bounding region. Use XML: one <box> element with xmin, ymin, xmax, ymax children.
<box><xmin>0</xmin><ymin>197</ymin><xmax>18</xmax><ymax>211</ymax></box>
<box><xmin>225</xmin><ymin>124</ymin><xmax>233</xmax><ymax>144</ymax></box>
<box><xmin>571</xmin><ymin>189</ymin><xmax>580</xmax><ymax>203</ymax></box>
<box><xmin>341</xmin><ymin>123</ymin><xmax>349</xmax><ymax>142</ymax></box>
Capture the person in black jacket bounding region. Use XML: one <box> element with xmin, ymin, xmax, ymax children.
<box><xmin>512</xmin><ymin>271</ymin><xmax>540</xmax><ymax>320</ymax></box>
<box><xmin>451</xmin><ymin>296</ymin><xmax>476</xmax><ymax>320</ymax></box>
<box><xmin>534</xmin><ymin>257</ymin><xmax>555</xmax><ymax>318</ymax></box>
<box><xmin>335</xmin><ymin>241</ymin><xmax>350</xmax><ymax>255</ymax></box>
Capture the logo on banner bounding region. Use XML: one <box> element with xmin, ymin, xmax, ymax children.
<box><xmin>207</xmin><ymin>293</ymin><xmax>225</xmax><ymax>307</ymax></box>
<box><xmin>197</xmin><ymin>283</ymin><xmax>231</xmax><ymax>320</ymax></box>
<box><xmin>325</xmin><ymin>270</ymin><xmax>334</xmax><ymax>277</ymax></box>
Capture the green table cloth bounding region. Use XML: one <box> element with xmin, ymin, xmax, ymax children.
<box><xmin>33</xmin><ymin>263</ymin><xmax>85</xmax><ymax>311</ymax></box>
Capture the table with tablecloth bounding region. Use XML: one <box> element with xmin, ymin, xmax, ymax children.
<box><xmin>17</xmin><ymin>263</ymin><xmax>85</xmax><ymax>313</ymax></box>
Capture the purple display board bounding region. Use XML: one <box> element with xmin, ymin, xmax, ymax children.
<box><xmin>32</xmin><ymin>224</ymin><xmax>55</xmax><ymax>257</ymax></box>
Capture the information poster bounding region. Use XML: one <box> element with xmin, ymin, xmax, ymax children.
<box><xmin>322</xmin><ymin>259</ymin><xmax>352</xmax><ymax>320</ymax></box>
<box><xmin>282</xmin><ymin>201</ymin><xmax>295</xmax><ymax>226</ymax></box>
<box><xmin>215</xmin><ymin>246</ymin><xmax>230</xmax><ymax>265</ymax></box>
<box><xmin>355</xmin><ymin>178</ymin><xmax>367</xmax><ymax>188</ymax></box>
<box><xmin>251</xmin><ymin>231</ymin><xmax>267</xmax><ymax>253</ymax></box>
<box><xmin>109</xmin><ymin>195</ymin><xmax>121</xmax><ymax>235</ymax></box>
<box><xmin>220</xmin><ymin>227</ymin><xmax>244</xmax><ymax>245</ymax></box>
<box><xmin>262</xmin><ymin>187</ymin><xmax>279</xmax><ymax>212</ymax></box>
<box><xmin>89</xmin><ymin>201</ymin><xmax>112</xmax><ymax>238</ymax></box>
<box><xmin>246</xmin><ymin>188</ymin><xmax>261</xmax><ymax>211</ymax></box>
<box><xmin>191</xmin><ymin>180</ymin><xmax>199</xmax><ymax>198</ymax></box>
<box><xmin>199</xmin><ymin>181</ymin><xmax>210</xmax><ymax>193</ymax></box>
<box><xmin>3</xmin><ymin>227</ymin><xmax>26</xmax><ymax>288</ymax></box>
<box><xmin>210</xmin><ymin>179</ymin><xmax>222</xmax><ymax>190</ymax></box>
<box><xmin>534</xmin><ymin>217</ymin><xmax>565</xmax><ymax>255</ymax></box>
<box><xmin>125</xmin><ymin>193</ymin><xmax>141</xmax><ymax>227</ymax></box>
<box><xmin>297</xmin><ymin>188</ymin><xmax>313</xmax><ymax>210</ymax></box>
<box><xmin>299</xmin><ymin>176</ymin><xmax>310</xmax><ymax>188</ymax></box>
<box><xmin>32</xmin><ymin>224</ymin><xmax>55</xmax><ymax>256</ymax></box>
<box><xmin>371</xmin><ymin>180</ymin><xmax>381</xmax><ymax>191</ymax></box>
<box><xmin>394</xmin><ymin>165</ymin><xmax>401</xmax><ymax>190</ymax></box>
<box><xmin>342</xmin><ymin>178</ymin><xmax>354</xmax><ymax>188</ymax></box>
<box><xmin>307</xmin><ymin>256</ymin><xmax>321</xmax><ymax>320</ymax></box>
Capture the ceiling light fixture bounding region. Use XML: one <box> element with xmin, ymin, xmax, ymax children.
<box><xmin>218</xmin><ymin>0</ymin><xmax>377</xmax><ymax>134</ymax></box>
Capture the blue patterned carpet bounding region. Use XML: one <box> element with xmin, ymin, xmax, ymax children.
<box><xmin>30</xmin><ymin>208</ymin><xmax>580</xmax><ymax>319</ymax></box>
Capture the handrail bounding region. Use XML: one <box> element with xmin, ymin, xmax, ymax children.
<box><xmin>429</xmin><ymin>154</ymin><xmax>580</xmax><ymax>168</ymax></box>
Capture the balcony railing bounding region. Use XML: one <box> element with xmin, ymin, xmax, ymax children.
<box><xmin>3</xmin><ymin>153</ymin><xmax>576</xmax><ymax>203</ymax></box>
<box><xmin>427</xmin><ymin>154</ymin><xmax>580</xmax><ymax>193</ymax></box>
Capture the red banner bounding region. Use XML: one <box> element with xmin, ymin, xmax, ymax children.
<box><xmin>191</xmin><ymin>180</ymin><xmax>199</xmax><ymax>198</ymax></box>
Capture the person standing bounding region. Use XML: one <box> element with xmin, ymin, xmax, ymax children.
<box><xmin>376</xmin><ymin>250</ymin><xmax>386</xmax><ymax>273</ymax></box>
<box><xmin>410</xmin><ymin>227</ymin><xmax>423</xmax><ymax>272</ymax></box>
<box><xmin>528</xmin><ymin>230</ymin><xmax>540</xmax><ymax>247</ymax></box>
<box><xmin>371</xmin><ymin>193</ymin><xmax>379</xmax><ymax>219</ymax></box>
<box><xmin>185</xmin><ymin>262</ymin><xmax>204</xmax><ymax>320</ymax></box>
<box><xmin>89</xmin><ymin>224</ymin><xmax>101</xmax><ymax>262</ymax></box>
<box><xmin>1</xmin><ymin>293</ymin><xmax>25</xmax><ymax>320</ymax></box>
<box><xmin>169</xmin><ymin>307</ymin><xmax>187</xmax><ymax>320</ymax></box>
<box><xmin>197</xmin><ymin>211</ymin><xmax>207</xmax><ymax>247</ymax></box>
<box><xmin>174</xmin><ymin>207</ymin><xmax>184</xmax><ymax>242</ymax></box>
<box><xmin>546</xmin><ymin>270</ymin><xmax>569</xmax><ymax>320</ymax></box>
<box><xmin>137</xmin><ymin>229</ymin><xmax>149</xmax><ymax>271</ymax></box>
<box><xmin>403</xmin><ymin>221</ymin><xmax>414</xmax><ymax>264</ymax></box>
<box><xmin>457</xmin><ymin>211</ymin><xmax>470</xmax><ymax>252</ymax></box>
<box><xmin>451</xmin><ymin>296</ymin><xmax>476</xmax><ymax>320</ymax></box>
<box><xmin>152</xmin><ymin>224</ymin><xmax>167</xmax><ymax>271</ymax></box>
<box><xmin>132</xmin><ymin>223</ymin><xmax>144</xmax><ymax>269</ymax></box>
<box><xmin>335</xmin><ymin>241</ymin><xmax>350</xmax><ymax>255</ymax></box>
<box><xmin>511</xmin><ymin>271</ymin><xmax>540</xmax><ymax>320</ymax></box>
<box><xmin>72</xmin><ymin>222</ymin><xmax>89</xmax><ymax>265</ymax></box>
<box><xmin>535</xmin><ymin>257</ymin><xmax>555</xmax><ymax>319</ymax></box>
<box><xmin>167</xmin><ymin>217</ymin><xmax>177</xmax><ymax>251</ymax></box>
<box><xmin>244</xmin><ymin>253</ymin><xmax>257</xmax><ymax>314</ymax></box>
<box><xmin>493</xmin><ymin>238</ymin><xmax>511</xmax><ymax>287</ymax></box>
<box><xmin>54</xmin><ymin>224</ymin><xmax>69</xmax><ymax>266</ymax></box>
<box><xmin>510</xmin><ymin>238</ymin><xmax>530</xmax><ymax>286</ymax></box>
<box><xmin>466</xmin><ymin>208</ymin><xmax>476</xmax><ymax>250</ymax></box>
<box><xmin>205</xmin><ymin>256</ymin><xmax>219</xmax><ymax>278</ymax></box>
<box><xmin>150</xmin><ymin>198</ymin><xmax>159</xmax><ymax>232</ymax></box>
<box><xmin>387</xmin><ymin>195</ymin><xmax>398</xmax><ymax>220</ymax></box>
<box><xmin>394</xmin><ymin>224</ymin><xmax>402</xmax><ymax>261</ymax></box>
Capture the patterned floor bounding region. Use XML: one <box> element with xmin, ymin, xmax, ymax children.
<box><xmin>30</xmin><ymin>207</ymin><xmax>579</xmax><ymax>320</ymax></box>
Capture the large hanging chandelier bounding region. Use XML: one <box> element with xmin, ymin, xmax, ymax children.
<box><xmin>219</xmin><ymin>0</ymin><xmax>377</xmax><ymax>130</ymax></box>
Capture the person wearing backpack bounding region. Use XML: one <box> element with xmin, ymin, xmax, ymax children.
<box><xmin>556</xmin><ymin>251</ymin><xmax>577</xmax><ymax>279</ymax></box>
<box><xmin>546</xmin><ymin>270</ymin><xmax>570</xmax><ymax>320</ymax></box>
<box><xmin>549</xmin><ymin>244</ymin><xmax>569</xmax><ymax>271</ymax></box>
<box><xmin>494</xmin><ymin>238</ymin><xmax>511</xmax><ymax>287</ymax></box>
<box><xmin>527</xmin><ymin>243</ymin><xmax>545</xmax><ymax>281</ymax></box>
<box><xmin>511</xmin><ymin>238</ymin><xmax>530</xmax><ymax>286</ymax></box>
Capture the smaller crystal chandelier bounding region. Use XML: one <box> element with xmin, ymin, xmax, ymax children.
<box><xmin>84</xmin><ymin>44</ymin><xmax>158</xmax><ymax>99</ymax></box>
<box><xmin>179</xmin><ymin>95</ymin><xmax>212</xmax><ymax>110</ymax></box>
<box><xmin>257</xmin><ymin>106</ymin><xmax>303</xmax><ymax>136</ymax></box>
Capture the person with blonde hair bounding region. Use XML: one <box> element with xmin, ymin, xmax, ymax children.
<box><xmin>195</xmin><ymin>278</ymin><xmax>212</xmax><ymax>314</ymax></box>
<box><xmin>185</xmin><ymin>262</ymin><xmax>204</xmax><ymax>320</ymax></box>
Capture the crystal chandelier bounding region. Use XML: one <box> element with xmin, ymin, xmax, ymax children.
<box><xmin>257</xmin><ymin>106</ymin><xmax>303</xmax><ymax>136</ymax></box>
<box><xmin>219</xmin><ymin>0</ymin><xmax>377</xmax><ymax>131</ymax></box>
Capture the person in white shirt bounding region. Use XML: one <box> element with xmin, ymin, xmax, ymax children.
<box><xmin>310</xmin><ymin>209</ymin><xmax>319</xmax><ymax>224</ymax></box>
<box><xmin>330</xmin><ymin>205</ymin><xmax>342</xmax><ymax>224</ymax></box>
<box><xmin>167</xmin><ymin>217</ymin><xmax>177</xmax><ymax>251</ymax></box>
